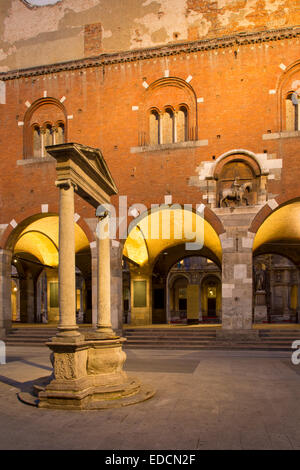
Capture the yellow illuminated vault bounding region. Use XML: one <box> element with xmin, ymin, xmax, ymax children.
<box><xmin>123</xmin><ymin>208</ymin><xmax>222</xmax><ymax>267</ymax></box>
<box><xmin>14</xmin><ymin>215</ymin><xmax>89</xmax><ymax>267</ymax></box>
<box><xmin>253</xmin><ymin>201</ymin><xmax>300</xmax><ymax>251</ymax></box>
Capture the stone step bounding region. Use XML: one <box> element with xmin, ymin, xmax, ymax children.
<box><xmin>123</xmin><ymin>333</ymin><xmax>216</xmax><ymax>338</ymax></box>
<box><xmin>5</xmin><ymin>326</ymin><xmax>300</xmax><ymax>350</ymax></box>
<box><xmin>125</xmin><ymin>338</ymin><xmax>295</xmax><ymax>345</ymax></box>
<box><xmin>124</xmin><ymin>334</ymin><xmax>216</xmax><ymax>337</ymax></box>
<box><xmin>259</xmin><ymin>337</ymin><xmax>300</xmax><ymax>341</ymax></box>
<box><xmin>124</xmin><ymin>331</ymin><xmax>217</xmax><ymax>335</ymax></box>
<box><xmin>259</xmin><ymin>332</ymin><xmax>300</xmax><ymax>336</ymax></box>
<box><xmin>9</xmin><ymin>328</ymin><xmax>57</xmax><ymax>335</ymax></box>
<box><xmin>124</xmin><ymin>328</ymin><xmax>217</xmax><ymax>332</ymax></box>
<box><xmin>8</xmin><ymin>332</ymin><xmax>57</xmax><ymax>337</ymax></box>
<box><xmin>123</xmin><ymin>344</ymin><xmax>292</xmax><ymax>351</ymax></box>
<box><xmin>6</xmin><ymin>336</ymin><xmax>51</xmax><ymax>342</ymax></box>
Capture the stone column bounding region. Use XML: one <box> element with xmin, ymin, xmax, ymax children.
<box><xmin>0</xmin><ymin>249</ymin><xmax>12</xmax><ymax>339</ymax></box>
<box><xmin>56</xmin><ymin>181</ymin><xmax>81</xmax><ymax>339</ymax></box>
<box><xmin>96</xmin><ymin>214</ymin><xmax>115</xmax><ymax>337</ymax></box>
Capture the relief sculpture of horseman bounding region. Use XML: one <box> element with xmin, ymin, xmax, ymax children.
<box><xmin>219</xmin><ymin>177</ymin><xmax>252</xmax><ymax>207</ymax></box>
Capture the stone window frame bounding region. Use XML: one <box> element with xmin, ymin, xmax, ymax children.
<box><xmin>148</xmin><ymin>103</ymin><xmax>190</xmax><ymax>146</ymax></box>
<box><xmin>142</xmin><ymin>77</ymin><xmax>197</xmax><ymax>147</ymax></box>
<box><xmin>23</xmin><ymin>97</ymin><xmax>67</xmax><ymax>159</ymax></box>
<box><xmin>149</xmin><ymin>107</ymin><xmax>161</xmax><ymax>145</ymax></box>
<box><xmin>161</xmin><ymin>105</ymin><xmax>175</xmax><ymax>145</ymax></box>
<box><xmin>278</xmin><ymin>60</ymin><xmax>300</xmax><ymax>133</ymax></box>
<box><xmin>30</xmin><ymin>119</ymin><xmax>65</xmax><ymax>158</ymax></box>
<box><xmin>284</xmin><ymin>91</ymin><xmax>299</xmax><ymax>132</ymax></box>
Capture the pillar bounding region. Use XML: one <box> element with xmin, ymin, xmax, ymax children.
<box><xmin>96</xmin><ymin>214</ymin><xmax>115</xmax><ymax>337</ymax></box>
<box><xmin>89</xmin><ymin>241</ymin><xmax>97</xmax><ymax>326</ymax></box>
<box><xmin>0</xmin><ymin>249</ymin><xmax>12</xmax><ymax>338</ymax></box>
<box><xmin>110</xmin><ymin>241</ymin><xmax>123</xmax><ymax>331</ymax></box>
<box><xmin>219</xmin><ymin>230</ymin><xmax>257</xmax><ymax>338</ymax></box>
<box><xmin>56</xmin><ymin>181</ymin><xmax>81</xmax><ymax>339</ymax></box>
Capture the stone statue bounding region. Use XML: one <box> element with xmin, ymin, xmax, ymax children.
<box><xmin>255</xmin><ymin>265</ymin><xmax>266</xmax><ymax>291</ymax></box>
<box><xmin>219</xmin><ymin>178</ymin><xmax>252</xmax><ymax>207</ymax></box>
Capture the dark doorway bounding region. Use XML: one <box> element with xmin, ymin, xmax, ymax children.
<box><xmin>207</xmin><ymin>297</ymin><xmax>216</xmax><ymax>315</ymax></box>
<box><xmin>179</xmin><ymin>298</ymin><xmax>187</xmax><ymax>311</ymax></box>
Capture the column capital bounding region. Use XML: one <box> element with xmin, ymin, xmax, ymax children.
<box><xmin>96</xmin><ymin>204</ymin><xmax>110</xmax><ymax>220</ymax></box>
<box><xmin>55</xmin><ymin>179</ymin><xmax>77</xmax><ymax>191</ymax></box>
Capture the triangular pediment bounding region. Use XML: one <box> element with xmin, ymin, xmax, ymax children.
<box><xmin>46</xmin><ymin>142</ymin><xmax>118</xmax><ymax>198</ymax></box>
<box><xmin>74</xmin><ymin>143</ymin><xmax>118</xmax><ymax>195</ymax></box>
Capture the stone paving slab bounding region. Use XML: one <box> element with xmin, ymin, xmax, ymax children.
<box><xmin>0</xmin><ymin>346</ymin><xmax>299</xmax><ymax>450</ymax></box>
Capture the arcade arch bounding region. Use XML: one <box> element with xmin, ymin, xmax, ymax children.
<box><xmin>252</xmin><ymin>200</ymin><xmax>300</xmax><ymax>323</ymax></box>
<box><xmin>7</xmin><ymin>214</ymin><xmax>92</xmax><ymax>324</ymax></box>
<box><xmin>122</xmin><ymin>206</ymin><xmax>222</xmax><ymax>325</ymax></box>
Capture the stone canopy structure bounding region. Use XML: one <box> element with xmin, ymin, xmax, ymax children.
<box><xmin>31</xmin><ymin>142</ymin><xmax>154</xmax><ymax>409</ymax></box>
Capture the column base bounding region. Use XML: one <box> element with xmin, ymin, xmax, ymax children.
<box><xmin>18</xmin><ymin>333</ymin><xmax>155</xmax><ymax>410</ymax></box>
<box><xmin>92</xmin><ymin>326</ymin><xmax>117</xmax><ymax>339</ymax></box>
<box><xmin>54</xmin><ymin>326</ymin><xmax>84</xmax><ymax>343</ymax></box>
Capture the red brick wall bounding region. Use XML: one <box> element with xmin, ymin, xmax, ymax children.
<box><xmin>0</xmin><ymin>34</ymin><xmax>300</xmax><ymax>246</ymax></box>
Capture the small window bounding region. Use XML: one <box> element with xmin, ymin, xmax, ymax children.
<box><xmin>24</xmin><ymin>98</ymin><xmax>67</xmax><ymax>159</ymax></box>
<box><xmin>56</xmin><ymin>123</ymin><xmax>65</xmax><ymax>145</ymax></box>
<box><xmin>45</xmin><ymin>124</ymin><xmax>53</xmax><ymax>144</ymax></box>
<box><xmin>286</xmin><ymin>93</ymin><xmax>299</xmax><ymax>131</ymax></box>
<box><xmin>162</xmin><ymin>108</ymin><xmax>174</xmax><ymax>144</ymax></box>
<box><xmin>44</xmin><ymin>124</ymin><xmax>54</xmax><ymax>157</ymax></box>
<box><xmin>177</xmin><ymin>106</ymin><xmax>188</xmax><ymax>142</ymax></box>
<box><xmin>149</xmin><ymin>110</ymin><xmax>160</xmax><ymax>145</ymax></box>
<box><xmin>33</xmin><ymin>126</ymin><xmax>41</xmax><ymax>158</ymax></box>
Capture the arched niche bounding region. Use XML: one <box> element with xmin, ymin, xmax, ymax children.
<box><xmin>206</xmin><ymin>152</ymin><xmax>267</xmax><ymax>209</ymax></box>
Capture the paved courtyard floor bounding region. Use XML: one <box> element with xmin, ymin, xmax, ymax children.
<box><xmin>0</xmin><ymin>346</ymin><xmax>300</xmax><ymax>450</ymax></box>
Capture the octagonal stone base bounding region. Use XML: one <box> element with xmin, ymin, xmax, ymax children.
<box><xmin>19</xmin><ymin>334</ymin><xmax>155</xmax><ymax>410</ymax></box>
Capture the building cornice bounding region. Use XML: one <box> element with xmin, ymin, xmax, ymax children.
<box><xmin>0</xmin><ymin>25</ymin><xmax>299</xmax><ymax>81</ymax></box>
